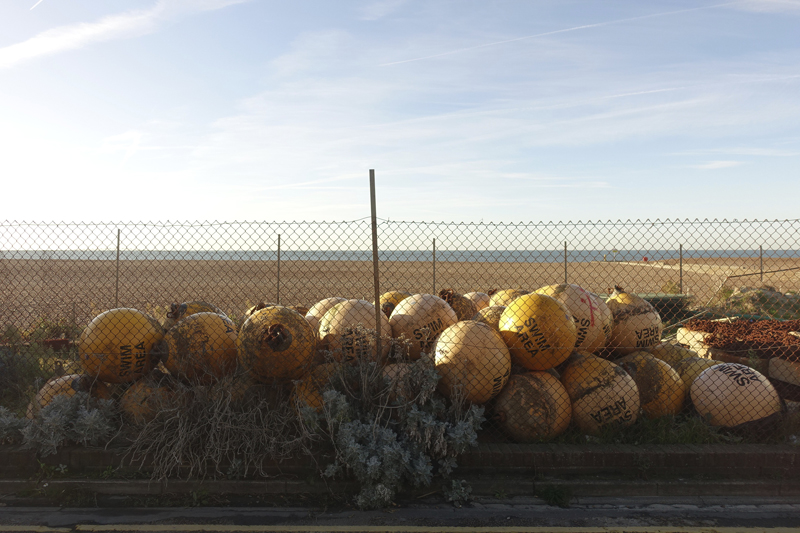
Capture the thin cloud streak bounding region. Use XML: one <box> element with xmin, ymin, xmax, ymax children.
<box><xmin>30</xmin><ymin>0</ymin><xmax>46</xmax><ymax>10</ymax></box>
<box><xmin>0</xmin><ymin>0</ymin><xmax>251</xmax><ymax>69</ymax></box>
<box><xmin>379</xmin><ymin>2</ymin><xmax>739</xmax><ymax>66</ymax></box>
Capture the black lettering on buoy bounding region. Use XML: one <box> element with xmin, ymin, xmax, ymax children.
<box><xmin>524</xmin><ymin>320</ymin><xmax>550</xmax><ymax>354</ymax></box>
<box><xmin>133</xmin><ymin>342</ymin><xmax>146</xmax><ymax>373</ymax></box>
<box><xmin>119</xmin><ymin>345</ymin><xmax>132</xmax><ymax>376</ymax></box>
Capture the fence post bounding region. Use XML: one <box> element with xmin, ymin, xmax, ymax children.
<box><xmin>369</xmin><ymin>170</ymin><xmax>382</xmax><ymax>360</ymax></box>
<box><xmin>679</xmin><ymin>244</ymin><xmax>683</xmax><ymax>294</ymax></box>
<box><xmin>432</xmin><ymin>238</ymin><xmax>436</xmax><ymax>294</ymax></box>
<box><xmin>277</xmin><ymin>234</ymin><xmax>281</xmax><ymax>305</ymax></box>
<box><xmin>115</xmin><ymin>228</ymin><xmax>120</xmax><ymax>308</ymax></box>
<box><xmin>760</xmin><ymin>245</ymin><xmax>763</xmax><ymax>283</ymax></box>
<box><xmin>563</xmin><ymin>241</ymin><xmax>568</xmax><ymax>284</ymax></box>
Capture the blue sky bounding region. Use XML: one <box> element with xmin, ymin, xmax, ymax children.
<box><xmin>1</xmin><ymin>0</ymin><xmax>799</xmax><ymax>223</ymax></box>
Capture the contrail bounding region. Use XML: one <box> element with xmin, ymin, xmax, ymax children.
<box><xmin>30</xmin><ymin>0</ymin><xmax>45</xmax><ymax>9</ymax></box>
<box><xmin>379</xmin><ymin>2</ymin><xmax>739</xmax><ymax>67</ymax></box>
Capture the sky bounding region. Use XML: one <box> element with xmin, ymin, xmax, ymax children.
<box><xmin>1</xmin><ymin>0</ymin><xmax>799</xmax><ymax>224</ymax></box>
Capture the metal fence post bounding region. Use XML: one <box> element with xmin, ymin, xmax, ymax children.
<box><xmin>115</xmin><ymin>228</ymin><xmax>120</xmax><ymax>308</ymax></box>
<box><xmin>760</xmin><ymin>245</ymin><xmax>763</xmax><ymax>283</ymax></box>
<box><xmin>564</xmin><ymin>241</ymin><xmax>568</xmax><ymax>284</ymax></box>
<box><xmin>679</xmin><ymin>244</ymin><xmax>683</xmax><ymax>294</ymax></box>
<box><xmin>277</xmin><ymin>233</ymin><xmax>281</xmax><ymax>305</ymax></box>
<box><xmin>369</xmin><ymin>170</ymin><xmax>382</xmax><ymax>359</ymax></box>
<box><xmin>432</xmin><ymin>238</ymin><xmax>436</xmax><ymax>294</ymax></box>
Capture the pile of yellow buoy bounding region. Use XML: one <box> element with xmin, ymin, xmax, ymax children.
<box><xmin>28</xmin><ymin>284</ymin><xmax>784</xmax><ymax>440</ymax></box>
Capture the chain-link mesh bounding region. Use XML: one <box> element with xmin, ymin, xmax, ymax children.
<box><xmin>2</xmin><ymin>219</ymin><xmax>800</xmax><ymax>446</ymax></box>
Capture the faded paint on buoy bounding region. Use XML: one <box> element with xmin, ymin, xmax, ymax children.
<box><xmin>691</xmin><ymin>363</ymin><xmax>781</xmax><ymax>427</ymax></box>
<box><xmin>389</xmin><ymin>294</ymin><xmax>458</xmax><ymax>360</ymax></box>
<box><xmin>615</xmin><ymin>351</ymin><xmax>686</xmax><ymax>418</ymax></box>
<box><xmin>493</xmin><ymin>372</ymin><xmax>572</xmax><ymax>441</ymax></box>
<box><xmin>535</xmin><ymin>284</ymin><xmax>612</xmax><ymax>354</ymax></box>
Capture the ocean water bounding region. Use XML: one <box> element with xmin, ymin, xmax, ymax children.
<box><xmin>1</xmin><ymin>249</ymin><xmax>798</xmax><ymax>262</ymax></box>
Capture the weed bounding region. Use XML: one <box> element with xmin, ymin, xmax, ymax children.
<box><xmin>537</xmin><ymin>484</ymin><xmax>572</xmax><ymax>508</ymax></box>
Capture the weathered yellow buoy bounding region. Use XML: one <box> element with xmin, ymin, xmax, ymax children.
<box><xmin>535</xmin><ymin>284</ymin><xmax>613</xmax><ymax>354</ymax></box>
<box><xmin>605</xmin><ymin>287</ymin><xmax>663</xmax><ymax>356</ymax></box>
<box><xmin>243</xmin><ymin>302</ymin><xmax>278</xmax><ymax>321</ymax></box>
<box><xmin>377</xmin><ymin>291</ymin><xmax>413</xmax><ymax>317</ymax></box>
<box><xmin>561</xmin><ymin>352</ymin><xmax>640</xmax><ymax>434</ymax></box>
<box><xmin>498</xmin><ymin>294</ymin><xmax>577</xmax><ymax>371</ymax></box>
<box><xmin>673</xmin><ymin>357</ymin><xmax>721</xmax><ymax>388</ymax></box>
<box><xmin>463</xmin><ymin>292</ymin><xmax>491</xmax><ymax>311</ymax></box>
<box><xmin>163</xmin><ymin>301</ymin><xmax>226</xmax><ymax>331</ymax></box>
<box><xmin>471</xmin><ymin>305</ymin><xmax>506</xmax><ymax>332</ymax></box>
<box><xmin>389</xmin><ymin>294</ymin><xmax>458</xmax><ymax>360</ymax></box>
<box><xmin>319</xmin><ymin>300</ymin><xmax>391</xmax><ymax>361</ymax></box>
<box><xmin>304</xmin><ymin>297</ymin><xmax>347</xmax><ymax>334</ymax></box>
<box><xmin>120</xmin><ymin>379</ymin><xmax>176</xmax><ymax>425</ymax></box>
<box><xmin>649</xmin><ymin>342</ymin><xmax>700</xmax><ymax>368</ymax></box>
<box><xmin>26</xmin><ymin>374</ymin><xmax>111</xmax><ymax>419</ymax></box>
<box><xmin>488</xmin><ymin>288</ymin><xmax>528</xmax><ymax>307</ymax></box>
<box><xmin>238</xmin><ymin>306</ymin><xmax>317</xmax><ymax>381</ymax></box>
<box><xmin>292</xmin><ymin>362</ymin><xmax>340</xmax><ymax>412</ymax></box>
<box><xmin>164</xmin><ymin>312</ymin><xmax>238</xmax><ymax>384</ymax></box>
<box><xmin>691</xmin><ymin>363</ymin><xmax>781</xmax><ymax>427</ymax></box>
<box><xmin>615</xmin><ymin>351</ymin><xmax>686</xmax><ymax>418</ymax></box>
<box><xmin>434</xmin><ymin>321</ymin><xmax>511</xmax><ymax>404</ymax></box>
<box><xmin>79</xmin><ymin>308</ymin><xmax>164</xmax><ymax>383</ymax></box>
<box><xmin>493</xmin><ymin>372</ymin><xmax>572</xmax><ymax>441</ymax></box>
<box><xmin>438</xmin><ymin>288</ymin><xmax>478</xmax><ymax>322</ymax></box>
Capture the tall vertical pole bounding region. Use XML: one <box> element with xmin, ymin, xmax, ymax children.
<box><xmin>114</xmin><ymin>229</ymin><xmax>120</xmax><ymax>308</ymax></box>
<box><xmin>679</xmin><ymin>244</ymin><xmax>683</xmax><ymax>294</ymax></box>
<box><xmin>760</xmin><ymin>245</ymin><xmax>763</xmax><ymax>283</ymax></box>
<box><xmin>432</xmin><ymin>238</ymin><xmax>437</xmax><ymax>294</ymax></box>
<box><xmin>563</xmin><ymin>241</ymin><xmax>568</xmax><ymax>284</ymax></box>
<box><xmin>277</xmin><ymin>234</ymin><xmax>281</xmax><ymax>304</ymax></box>
<box><xmin>369</xmin><ymin>170</ymin><xmax>382</xmax><ymax>360</ymax></box>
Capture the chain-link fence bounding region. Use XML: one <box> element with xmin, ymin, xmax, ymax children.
<box><xmin>2</xmin><ymin>218</ymin><xmax>800</xmax><ymax>449</ymax></box>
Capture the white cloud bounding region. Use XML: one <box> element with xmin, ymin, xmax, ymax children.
<box><xmin>691</xmin><ymin>160</ymin><xmax>745</xmax><ymax>169</ymax></box>
<box><xmin>0</xmin><ymin>0</ymin><xmax>251</xmax><ymax>69</ymax></box>
<box><xmin>359</xmin><ymin>0</ymin><xmax>408</xmax><ymax>21</ymax></box>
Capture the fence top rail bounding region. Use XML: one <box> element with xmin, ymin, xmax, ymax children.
<box><xmin>2</xmin><ymin>218</ymin><xmax>800</xmax><ymax>228</ymax></box>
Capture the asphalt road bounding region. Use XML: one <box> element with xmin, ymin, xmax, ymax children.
<box><xmin>2</xmin><ymin>496</ymin><xmax>800</xmax><ymax>532</ymax></box>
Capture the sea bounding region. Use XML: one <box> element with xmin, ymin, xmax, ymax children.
<box><xmin>1</xmin><ymin>249</ymin><xmax>798</xmax><ymax>262</ymax></box>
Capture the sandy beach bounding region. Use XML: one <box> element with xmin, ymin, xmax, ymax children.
<box><xmin>2</xmin><ymin>256</ymin><xmax>799</xmax><ymax>330</ymax></box>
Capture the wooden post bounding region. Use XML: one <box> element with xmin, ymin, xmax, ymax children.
<box><xmin>760</xmin><ymin>245</ymin><xmax>763</xmax><ymax>283</ymax></box>
<box><xmin>277</xmin><ymin>234</ymin><xmax>281</xmax><ymax>305</ymax></box>
<box><xmin>679</xmin><ymin>244</ymin><xmax>683</xmax><ymax>294</ymax></box>
<box><xmin>432</xmin><ymin>238</ymin><xmax>436</xmax><ymax>294</ymax></box>
<box><xmin>369</xmin><ymin>170</ymin><xmax>382</xmax><ymax>360</ymax></box>
<box><xmin>115</xmin><ymin>229</ymin><xmax>120</xmax><ymax>308</ymax></box>
<box><xmin>563</xmin><ymin>241</ymin><xmax>568</xmax><ymax>284</ymax></box>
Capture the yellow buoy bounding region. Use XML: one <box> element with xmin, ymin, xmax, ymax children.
<box><xmin>238</xmin><ymin>306</ymin><xmax>317</xmax><ymax>381</ymax></box>
<box><xmin>292</xmin><ymin>362</ymin><xmax>340</xmax><ymax>412</ymax></box>
<box><xmin>673</xmin><ymin>357</ymin><xmax>721</xmax><ymax>388</ymax></box>
<box><xmin>304</xmin><ymin>297</ymin><xmax>347</xmax><ymax>334</ymax></box>
<box><xmin>377</xmin><ymin>291</ymin><xmax>413</xmax><ymax>317</ymax></box>
<box><xmin>494</xmin><ymin>372</ymin><xmax>572</xmax><ymax>442</ymax></box>
<box><xmin>243</xmin><ymin>302</ymin><xmax>278</xmax><ymax>321</ymax></box>
<box><xmin>164</xmin><ymin>312</ymin><xmax>238</xmax><ymax>384</ymax></box>
<box><xmin>26</xmin><ymin>374</ymin><xmax>111</xmax><ymax>419</ymax></box>
<box><xmin>463</xmin><ymin>292</ymin><xmax>491</xmax><ymax>311</ymax></box>
<box><xmin>691</xmin><ymin>363</ymin><xmax>781</xmax><ymax>427</ymax></box>
<box><xmin>79</xmin><ymin>308</ymin><xmax>164</xmax><ymax>383</ymax></box>
<box><xmin>535</xmin><ymin>284</ymin><xmax>613</xmax><ymax>354</ymax></box>
<box><xmin>561</xmin><ymin>352</ymin><xmax>640</xmax><ymax>434</ymax></box>
<box><xmin>605</xmin><ymin>287</ymin><xmax>663</xmax><ymax>356</ymax></box>
<box><xmin>389</xmin><ymin>294</ymin><xmax>458</xmax><ymax>360</ymax></box>
<box><xmin>649</xmin><ymin>342</ymin><xmax>700</xmax><ymax>368</ymax></box>
<box><xmin>162</xmin><ymin>301</ymin><xmax>226</xmax><ymax>331</ymax></box>
<box><xmin>488</xmin><ymin>288</ymin><xmax>528</xmax><ymax>307</ymax></box>
<box><xmin>498</xmin><ymin>293</ymin><xmax>577</xmax><ymax>371</ymax></box>
<box><xmin>615</xmin><ymin>351</ymin><xmax>686</xmax><ymax>418</ymax></box>
<box><xmin>434</xmin><ymin>321</ymin><xmax>511</xmax><ymax>404</ymax></box>
<box><xmin>120</xmin><ymin>379</ymin><xmax>176</xmax><ymax>425</ymax></box>
<box><xmin>438</xmin><ymin>288</ymin><xmax>478</xmax><ymax>322</ymax></box>
<box><xmin>318</xmin><ymin>299</ymin><xmax>391</xmax><ymax>362</ymax></box>
<box><xmin>471</xmin><ymin>305</ymin><xmax>506</xmax><ymax>332</ymax></box>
